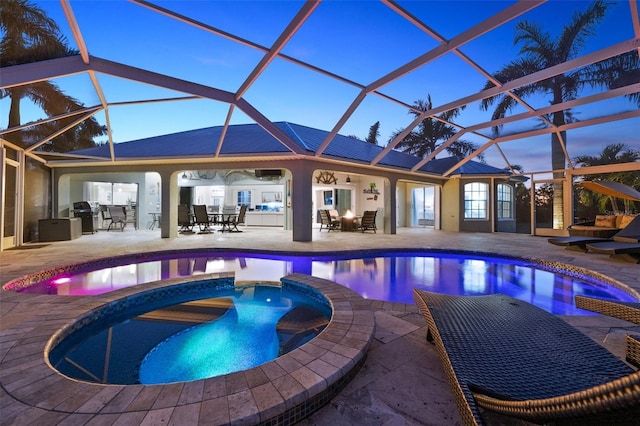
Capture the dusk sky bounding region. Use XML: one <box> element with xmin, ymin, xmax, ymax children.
<box><xmin>3</xmin><ymin>0</ymin><xmax>638</xmax><ymax>176</ymax></box>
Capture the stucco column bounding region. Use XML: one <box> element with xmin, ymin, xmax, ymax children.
<box><xmin>159</xmin><ymin>171</ymin><xmax>178</xmax><ymax>238</ymax></box>
<box><xmin>385</xmin><ymin>178</ymin><xmax>397</xmax><ymax>234</ymax></box>
<box><xmin>289</xmin><ymin>162</ymin><xmax>314</xmax><ymax>242</ymax></box>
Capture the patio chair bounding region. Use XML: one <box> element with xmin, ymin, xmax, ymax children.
<box><xmin>548</xmin><ymin>215</ymin><xmax>640</xmax><ymax>252</ymax></box>
<box><xmin>124</xmin><ymin>204</ymin><xmax>137</xmax><ymax>229</ymax></box>
<box><xmin>178</xmin><ymin>204</ymin><xmax>194</xmax><ymax>233</ymax></box>
<box><xmin>319</xmin><ymin>209</ymin><xmax>340</xmax><ymax>232</ymax></box>
<box><xmin>100</xmin><ymin>207</ymin><xmax>112</xmax><ymax>230</ymax></box>
<box><xmin>107</xmin><ymin>206</ymin><xmax>126</xmax><ymax>231</ymax></box>
<box><xmin>219</xmin><ymin>205</ymin><xmax>238</xmax><ymax>232</ymax></box>
<box><xmin>207</xmin><ymin>205</ymin><xmax>219</xmax><ymax>225</ymax></box>
<box><xmin>226</xmin><ymin>205</ymin><xmax>247</xmax><ymax>232</ymax></box>
<box><xmin>192</xmin><ymin>204</ymin><xmax>213</xmax><ymax>234</ymax></box>
<box><xmin>412</xmin><ymin>289</ymin><xmax>640</xmax><ymax>426</ymax></box>
<box><xmin>359</xmin><ymin>210</ymin><xmax>377</xmax><ymax>233</ymax></box>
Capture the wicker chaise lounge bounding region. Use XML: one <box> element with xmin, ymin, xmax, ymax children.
<box><xmin>412</xmin><ymin>289</ymin><xmax>640</xmax><ymax>426</ymax></box>
<box><xmin>585</xmin><ymin>240</ymin><xmax>640</xmax><ymax>263</ymax></box>
<box><xmin>575</xmin><ymin>295</ymin><xmax>640</xmax><ymax>367</ymax></box>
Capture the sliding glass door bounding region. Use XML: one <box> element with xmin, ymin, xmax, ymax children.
<box><xmin>2</xmin><ymin>157</ymin><xmax>19</xmax><ymax>249</ymax></box>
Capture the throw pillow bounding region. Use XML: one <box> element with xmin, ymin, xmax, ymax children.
<box><xmin>619</xmin><ymin>215</ymin><xmax>636</xmax><ymax>229</ymax></box>
<box><xmin>594</xmin><ymin>215</ymin><xmax>617</xmax><ymax>228</ymax></box>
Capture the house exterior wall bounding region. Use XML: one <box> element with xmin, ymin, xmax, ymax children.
<box><xmin>442</xmin><ymin>177</ymin><xmax>506</xmax><ymax>233</ymax></box>
<box><xmin>460</xmin><ymin>177</ymin><xmax>493</xmax><ymax>233</ymax></box>
<box><xmin>396</xmin><ymin>181</ymin><xmax>409</xmax><ymax>228</ymax></box>
<box><xmin>441</xmin><ymin>179</ymin><xmax>460</xmax><ymax>232</ymax></box>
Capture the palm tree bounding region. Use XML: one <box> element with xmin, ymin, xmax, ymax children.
<box><xmin>479</xmin><ymin>0</ymin><xmax>639</xmax><ymax>229</ymax></box>
<box><xmin>366</xmin><ymin>121</ymin><xmax>380</xmax><ymax>145</ymax></box>
<box><xmin>0</xmin><ymin>0</ymin><xmax>106</xmax><ymax>151</ymax></box>
<box><xmin>392</xmin><ymin>95</ymin><xmax>482</xmax><ymax>159</ymax></box>
<box><xmin>574</xmin><ymin>143</ymin><xmax>640</xmax><ymax>214</ymax></box>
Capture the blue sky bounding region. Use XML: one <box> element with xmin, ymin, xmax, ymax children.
<box><xmin>3</xmin><ymin>0</ymin><xmax>639</xmax><ymax>175</ymax></box>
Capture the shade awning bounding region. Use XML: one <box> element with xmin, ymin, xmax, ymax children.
<box><xmin>580</xmin><ymin>181</ymin><xmax>640</xmax><ymax>202</ymax></box>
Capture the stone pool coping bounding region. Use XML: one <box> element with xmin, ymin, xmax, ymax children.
<box><xmin>0</xmin><ymin>272</ymin><xmax>375</xmax><ymax>425</ymax></box>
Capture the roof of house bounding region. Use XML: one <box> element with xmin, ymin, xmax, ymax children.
<box><xmin>70</xmin><ymin>121</ymin><xmax>511</xmax><ymax>177</ymax></box>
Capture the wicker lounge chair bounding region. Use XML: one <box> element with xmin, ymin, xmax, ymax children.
<box><xmin>412</xmin><ymin>289</ymin><xmax>640</xmax><ymax>426</ymax></box>
<box><xmin>575</xmin><ymin>295</ymin><xmax>640</xmax><ymax>367</ymax></box>
<box><xmin>548</xmin><ymin>215</ymin><xmax>640</xmax><ymax>252</ymax></box>
<box><xmin>575</xmin><ymin>295</ymin><xmax>640</xmax><ymax>324</ymax></box>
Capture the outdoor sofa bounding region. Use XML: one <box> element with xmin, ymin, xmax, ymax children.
<box><xmin>548</xmin><ymin>214</ymin><xmax>640</xmax><ymax>252</ymax></box>
<box><xmin>567</xmin><ymin>213</ymin><xmax>637</xmax><ymax>238</ymax></box>
<box><xmin>412</xmin><ymin>289</ymin><xmax>640</xmax><ymax>426</ymax></box>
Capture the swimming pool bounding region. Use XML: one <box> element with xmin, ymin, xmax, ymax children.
<box><xmin>5</xmin><ymin>248</ymin><xmax>638</xmax><ymax>315</ymax></box>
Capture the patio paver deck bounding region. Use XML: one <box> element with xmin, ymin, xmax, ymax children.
<box><xmin>1</xmin><ymin>227</ymin><xmax>639</xmax><ymax>425</ymax></box>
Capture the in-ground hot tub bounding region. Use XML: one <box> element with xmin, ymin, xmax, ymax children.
<box><xmin>49</xmin><ymin>278</ymin><xmax>332</xmax><ymax>385</ymax></box>
<box><xmin>42</xmin><ymin>273</ymin><xmax>374</xmax><ymax>425</ymax></box>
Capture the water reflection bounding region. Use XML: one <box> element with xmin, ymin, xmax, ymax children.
<box><xmin>18</xmin><ymin>252</ymin><xmax>637</xmax><ymax>315</ymax></box>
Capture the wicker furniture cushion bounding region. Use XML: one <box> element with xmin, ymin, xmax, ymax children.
<box><xmin>567</xmin><ymin>225</ymin><xmax>620</xmax><ymax>238</ymax></box>
<box><xmin>595</xmin><ymin>214</ymin><xmax>617</xmax><ymax>227</ymax></box>
<box><xmin>413</xmin><ymin>289</ymin><xmax>639</xmax><ymax>425</ymax></box>
<box><xmin>619</xmin><ymin>214</ymin><xmax>637</xmax><ymax>228</ymax></box>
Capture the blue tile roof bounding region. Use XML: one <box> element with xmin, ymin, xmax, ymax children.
<box><xmin>70</xmin><ymin>121</ymin><xmax>510</xmax><ymax>177</ymax></box>
<box><xmin>419</xmin><ymin>155</ymin><xmax>511</xmax><ymax>175</ymax></box>
<box><xmin>71</xmin><ymin>123</ymin><xmax>290</xmax><ymax>157</ymax></box>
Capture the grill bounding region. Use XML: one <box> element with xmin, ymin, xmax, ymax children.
<box><xmin>73</xmin><ymin>201</ymin><xmax>95</xmax><ymax>234</ymax></box>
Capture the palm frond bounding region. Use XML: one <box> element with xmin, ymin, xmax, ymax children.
<box><xmin>514</xmin><ymin>20</ymin><xmax>554</xmax><ymax>63</ymax></box>
<box><xmin>557</xmin><ymin>0</ymin><xmax>608</xmax><ymax>61</ymax></box>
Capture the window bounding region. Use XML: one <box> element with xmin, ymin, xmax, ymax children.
<box><xmin>237</xmin><ymin>190</ymin><xmax>251</xmax><ymax>207</ymax></box>
<box><xmin>464</xmin><ymin>182</ymin><xmax>488</xmax><ymax>219</ymax></box>
<box><xmin>497</xmin><ymin>184</ymin><xmax>514</xmax><ymax>219</ymax></box>
<box><xmin>323</xmin><ymin>190</ymin><xmax>333</xmax><ymax>205</ymax></box>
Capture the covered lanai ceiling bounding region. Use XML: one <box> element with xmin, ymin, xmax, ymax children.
<box><xmin>1</xmin><ymin>0</ymin><xmax>639</xmax><ymax>178</ymax></box>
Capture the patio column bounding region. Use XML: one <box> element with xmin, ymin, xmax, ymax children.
<box><xmin>159</xmin><ymin>171</ymin><xmax>178</xmax><ymax>238</ymax></box>
<box><xmin>385</xmin><ymin>178</ymin><xmax>397</xmax><ymax>234</ymax></box>
<box><xmin>289</xmin><ymin>162</ymin><xmax>314</xmax><ymax>242</ymax></box>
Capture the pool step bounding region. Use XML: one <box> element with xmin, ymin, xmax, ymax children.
<box><xmin>137</xmin><ymin>297</ymin><xmax>234</xmax><ymax>324</ymax></box>
<box><xmin>277</xmin><ymin>306</ymin><xmax>329</xmax><ymax>354</ymax></box>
